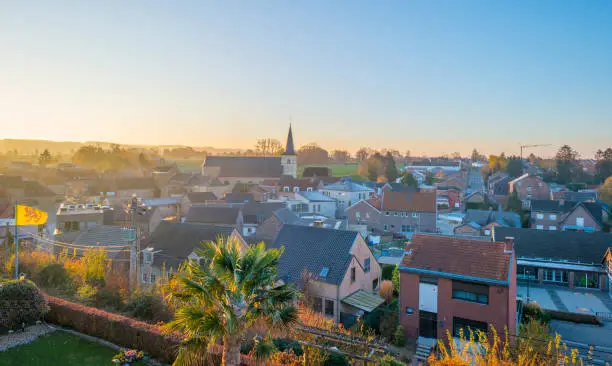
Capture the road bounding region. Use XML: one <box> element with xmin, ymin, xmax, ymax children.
<box><xmin>466</xmin><ymin>168</ymin><xmax>485</xmax><ymax>195</ymax></box>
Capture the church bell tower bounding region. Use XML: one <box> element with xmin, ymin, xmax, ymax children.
<box><xmin>281</xmin><ymin>124</ymin><xmax>297</xmax><ymax>178</ymax></box>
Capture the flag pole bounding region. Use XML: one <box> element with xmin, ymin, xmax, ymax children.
<box><xmin>14</xmin><ymin>201</ymin><xmax>18</xmax><ymax>280</ymax></box>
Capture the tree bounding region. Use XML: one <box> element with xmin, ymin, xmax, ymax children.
<box><xmin>331</xmin><ymin>150</ymin><xmax>350</xmax><ymax>163</ymax></box>
<box><xmin>595</xmin><ymin>148</ymin><xmax>612</xmax><ymax>183</ymax></box>
<box><xmin>401</xmin><ymin>172</ymin><xmax>418</xmax><ymax>188</ymax></box>
<box><xmin>471</xmin><ymin>149</ymin><xmax>482</xmax><ymax>162</ymax></box>
<box><xmin>297</xmin><ymin>143</ymin><xmax>329</xmax><ymax>165</ymax></box>
<box><xmin>488</xmin><ymin>153</ymin><xmax>508</xmax><ymax>173</ymax></box>
<box><xmin>425</xmin><ymin>172</ymin><xmax>434</xmax><ymax>185</ymax></box>
<box><xmin>451</xmin><ymin>152</ymin><xmax>462</xmax><ymax>160</ymax></box>
<box><xmin>358</xmin><ymin>153</ymin><xmax>385</xmax><ymax>181</ymax></box>
<box><xmin>38</xmin><ymin>149</ymin><xmax>53</xmax><ymax>166</ymax></box>
<box><xmin>384</xmin><ymin>152</ymin><xmax>399</xmax><ymax>182</ymax></box>
<box><xmin>355</xmin><ymin>147</ymin><xmax>371</xmax><ymax>162</ymax></box>
<box><xmin>255</xmin><ymin>138</ymin><xmax>284</xmax><ymax>156</ymax></box>
<box><xmin>166</xmin><ymin>238</ymin><xmax>298</xmax><ymax>366</ymax></box>
<box><xmin>391</xmin><ymin>265</ymin><xmax>400</xmax><ymax>293</ymax></box>
<box><xmin>507</xmin><ymin>190</ymin><xmax>522</xmax><ymax>213</ymax></box>
<box><xmin>555</xmin><ymin>145</ymin><xmax>579</xmax><ymax>184</ymax></box>
<box><xmin>599</xmin><ymin>176</ymin><xmax>612</xmax><ymax>205</ymax></box>
<box><xmin>505</xmin><ymin>156</ymin><xmax>523</xmax><ymax>177</ymax></box>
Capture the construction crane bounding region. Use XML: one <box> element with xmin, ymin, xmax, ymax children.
<box><xmin>520</xmin><ymin>144</ymin><xmax>551</xmax><ymax>161</ymax></box>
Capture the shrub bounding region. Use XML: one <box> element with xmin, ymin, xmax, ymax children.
<box><xmin>392</xmin><ymin>265</ymin><xmax>399</xmax><ymax>292</ymax></box>
<box><xmin>379</xmin><ymin>354</ymin><xmax>405</xmax><ymax>366</ymax></box>
<box><xmin>38</xmin><ymin>263</ymin><xmax>71</xmax><ymax>288</ymax></box>
<box><xmin>0</xmin><ymin>280</ymin><xmax>49</xmax><ymax>332</ymax></box>
<box><xmin>94</xmin><ymin>288</ymin><xmax>124</xmax><ymax>310</ymax></box>
<box><xmin>273</xmin><ymin>338</ymin><xmax>303</xmax><ymax>356</ymax></box>
<box><xmin>76</xmin><ymin>283</ymin><xmax>98</xmax><ymax>305</ymax></box>
<box><xmin>394</xmin><ymin>325</ymin><xmax>406</xmax><ymax>347</ymax></box>
<box><xmin>379</xmin><ymin>280</ymin><xmax>394</xmax><ymax>303</ymax></box>
<box><xmin>124</xmin><ymin>291</ymin><xmax>171</xmax><ymax>322</ymax></box>
<box><xmin>81</xmin><ymin>248</ymin><xmax>108</xmax><ymax>287</ymax></box>
<box><xmin>324</xmin><ymin>353</ymin><xmax>349</xmax><ymax>366</ymax></box>
<box><xmin>381</xmin><ymin>264</ymin><xmax>395</xmax><ymax>281</ymax></box>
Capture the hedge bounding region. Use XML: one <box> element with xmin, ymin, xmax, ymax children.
<box><xmin>547</xmin><ymin>309</ymin><xmax>600</xmax><ymax>325</ymax></box>
<box><xmin>44</xmin><ymin>295</ymin><xmax>266</xmax><ymax>365</ymax></box>
<box><xmin>0</xmin><ymin>279</ymin><xmax>49</xmax><ymax>333</ymax></box>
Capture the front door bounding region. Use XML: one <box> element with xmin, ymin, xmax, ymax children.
<box><xmin>419</xmin><ymin>311</ymin><xmax>438</xmax><ymax>338</ymax></box>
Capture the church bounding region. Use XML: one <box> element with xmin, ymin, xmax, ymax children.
<box><xmin>201</xmin><ymin>125</ymin><xmax>297</xmax><ymax>185</ymax></box>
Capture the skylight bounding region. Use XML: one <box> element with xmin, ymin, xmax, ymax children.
<box><xmin>320</xmin><ymin>267</ymin><xmax>329</xmax><ymax>277</ymax></box>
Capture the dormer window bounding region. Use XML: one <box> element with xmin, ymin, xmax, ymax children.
<box><xmin>293</xmin><ymin>187</ymin><xmax>299</xmax><ymax>193</ymax></box>
<box><xmin>320</xmin><ymin>267</ymin><xmax>329</xmax><ymax>277</ymax></box>
<box><xmin>283</xmin><ymin>186</ymin><xmax>290</xmax><ymax>192</ymax></box>
<box><xmin>307</xmin><ymin>187</ymin><xmax>313</xmax><ymax>192</ymax></box>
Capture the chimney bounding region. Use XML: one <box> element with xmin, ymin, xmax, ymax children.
<box><xmin>504</xmin><ymin>236</ymin><xmax>514</xmax><ymax>254</ymax></box>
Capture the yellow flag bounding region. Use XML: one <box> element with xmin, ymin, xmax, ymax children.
<box><xmin>16</xmin><ymin>204</ymin><xmax>48</xmax><ymax>226</ymax></box>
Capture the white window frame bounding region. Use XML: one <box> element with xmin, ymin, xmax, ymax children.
<box><xmin>549</xmin><ymin>226</ymin><xmax>557</xmax><ymax>230</ymax></box>
<box><xmin>536</xmin><ymin>213</ymin><xmax>544</xmax><ymax>219</ymax></box>
<box><xmin>412</xmin><ymin>212</ymin><xmax>418</xmax><ymax>218</ymax></box>
<box><xmin>576</xmin><ymin>217</ymin><xmax>585</xmax><ymax>227</ymax></box>
<box><xmin>549</xmin><ymin>214</ymin><xmax>557</xmax><ymax>220</ymax></box>
<box><xmin>536</xmin><ymin>225</ymin><xmax>544</xmax><ymax>230</ymax></box>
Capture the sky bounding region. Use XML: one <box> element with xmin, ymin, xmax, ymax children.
<box><xmin>1</xmin><ymin>1</ymin><xmax>611</xmax><ymax>158</ymax></box>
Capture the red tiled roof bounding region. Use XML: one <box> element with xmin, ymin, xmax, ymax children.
<box><xmin>367</xmin><ymin>198</ymin><xmax>382</xmax><ymax>211</ymax></box>
<box><xmin>382</xmin><ymin>191</ymin><xmax>436</xmax><ymax>212</ymax></box>
<box><xmin>401</xmin><ymin>234</ymin><xmax>511</xmax><ymax>282</ymax></box>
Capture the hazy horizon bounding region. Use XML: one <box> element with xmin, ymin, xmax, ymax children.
<box><xmin>1</xmin><ymin>1</ymin><xmax>611</xmax><ymax>158</ymax></box>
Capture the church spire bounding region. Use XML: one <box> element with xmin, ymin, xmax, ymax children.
<box><xmin>282</xmin><ymin>124</ymin><xmax>296</xmax><ymax>156</ymax></box>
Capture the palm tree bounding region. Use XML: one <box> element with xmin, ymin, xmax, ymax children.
<box><xmin>165</xmin><ymin>237</ymin><xmax>298</xmax><ymax>366</ymax></box>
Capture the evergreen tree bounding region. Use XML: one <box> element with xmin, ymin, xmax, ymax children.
<box><xmin>384</xmin><ymin>152</ymin><xmax>399</xmax><ymax>182</ymax></box>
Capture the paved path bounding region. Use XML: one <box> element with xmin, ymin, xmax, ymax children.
<box><xmin>546</xmin><ymin>288</ymin><xmax>569</xmax><ymax>311</ymax></box>
<box><xmin>593</xmin><ymin>292</ymin><xmax>612</xmax><ymax>313</ymax></box>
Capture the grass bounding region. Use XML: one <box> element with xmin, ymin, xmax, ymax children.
<box><xmin>299</xmin><ymin>163</ymin><xmax>360</xmax><ymax>179</ymax></box>
<box><xmin>0</xmin><ymin>331</ymin><xmax>145</xmax><ymax>366</ymax></box>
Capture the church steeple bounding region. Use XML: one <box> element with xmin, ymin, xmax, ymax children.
<box><xmin>282</xmin><ymin>124</ymin><xmax>296</xmax><ymax>156</ymax></box>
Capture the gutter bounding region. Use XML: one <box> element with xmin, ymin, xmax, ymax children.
<box><xmin>398</xmin><ymin>265</ymin><xmax>510</xmax><ymax>287</ymax></box>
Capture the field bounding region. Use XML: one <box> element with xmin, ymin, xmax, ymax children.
<box><xmin>299</xmin><ymin>164</ymin><xmax>360</xmax><ymax>179</ymax></box>
<box><xmin>174</xmin><ymin>159</ymin><xmax>202</xmax><ymax>173</ymax></box>
<box><xmin>0</xmin><ymin>331</ymin><xmax>146</xmax><ymax>366</ymax></box>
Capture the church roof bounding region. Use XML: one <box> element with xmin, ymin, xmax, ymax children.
<box><xmin>282</xmin><ymin>125</ymin><xmax>296</xmax><ymax>156</ymax></box>
<box><xmin>202</xmin><ymin>156</ymin><xmax>283</xmax><ymax>178</ymax></box>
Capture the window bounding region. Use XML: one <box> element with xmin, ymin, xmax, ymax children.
<box><xmin>142</xmin><ymin>273</ymin><xmax>149</xmax><ymax>283</ymax></box>
<box><xmin>312</xmin><ymin>296</ymin><xmax>322</xmax><ymax>313</ymax></box>
<box><xmin>372</xmin><ymin>278</ymin><xmax>379</xmax><ymax>291</ymax></box>
<box><xmin>320</xmin><ymin>267</ymin><xmax>329</xmax><ymax>278</ymax></box>
<box><xmin>536</xmin><ymin>213</ymin><xmax>544</xmax><ymax>219</ymax></box>
<box><xmin>350</xmin><ymin>267</ymin><xmax>356</xmax><ymax>283</ymax></box>
<box><xmin>283</xmin><ymin>186</ymin><xmax>290</xmax><ymax>192</ymax></box>
<box><xmin>574</xmin><ymin>272</ymin><xmax>599</xmax><ymax>289</ymax></box>
<box><xmin>517</xmin><ymin>265</ymin><xmax>537</xmax><ymax>280</ymax></box>
<box><xmin>401</xmin><ymin>225</ymin><xmax>409</xmax><ymax>232</ymax></box>
<box><xmin>543</xmin><ymin>270</ymin><xmax>568</xmax><ymax>284</ymax></box>
<box><xmin>385</xmin><ymin>211</ymin><xmax>390</xmax><ymax>216</ymax></box>
<box><xmin>549</xmin><ymin>214</ymin><xmax>557</xmax><ymax>220</ymax></box>
<box><xmin>364</xmin><ymin>258</ymin><xmax>371</xmax><ymax>273</ymax></box>
<box><xmin>144</xmin><ymin>252</ymin><xmax>152</xmax><ymax>264</ymax></box>
<box><xmin>452</xmin><ymin>281</ymin><xmax>489</xmax><ymax>305</ymax></box>
<box><xmin>536</xmin><ymin>225</ymin><xmax>544</xmax><ymax>230</ymax></box>
<box><xmin>453</xmin><ymin>317</ymin><xmax>488</xmax><ymax>338</ymax></box>
<box><xmin>366</xmin><ymin>212</ymin><xmax>370</xmax><ymax>219</ymax></box>
<box><xmin>293</xmin><ymin>186</ymin><xmax>299</xmax><ymax>193</ymax></box>
<box><xmin>394</xmin><ymin>212</ymin><xmax>398</xmax><ymax>216</ymax></box>
<box><xmin>383</xmin><ymin>224</ymin><xmax>389</xmax><ymax>231</ymax></box>
<box><xmin>412</xmin><ymin>212</ymin><xmax>418</xmax><ymax>218</ymax></box>
<box><xmin>549</xmin><ymin>226</ymin><xmax>557</xmax><ymax>230</ymax></box>
<box><xmin>325</xmin><ymin>299</ymin><xmax>335</xmax><ymax>317</ymax></box>
<box><xmin>576</xmin><ymin>217</ymin><xmax>585</xmax><ymax>227</ymax></box>
<box><xmin>307</xmin><ymin>187</ymin><xmax>313</xmax><ymax>192</ymax></box>
<box><xmin>355</xmin><ymin>212</ymin><xmax>361</xmax><ymax>220</ymax></box>
<box><xmin>527</xmin><ymin>186</ymin><xmax>533</xmax><ymax>192</ymax></box>
<box><xmin>150</xmin><ymin>273</ymin><xmax>156</xmax><ymax>283</ymax></box>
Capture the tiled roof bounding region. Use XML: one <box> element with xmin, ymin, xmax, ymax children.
<box><xmin>401</xmin><ymin>234</ymin><xmax>511</xmax><ymax>282</ymax></box>
<box><xmin>381</xmin><ymin>191</ymin><xmax>436</xmax><ymax>212</ymax></box>
<box><xmin>223</xmin><ymin>193</ymin><xmax>254</xmax><ymax>204</ymax></box>
<box><xmin>144</xmin><ymin>222</ymin><xmax>234</xmax><ymax>268</ymax></box>
<box><xmin>342</xmin><ymin>290</ymin><xmax>385</xmax><ymax>312</ymax></box>
<box><xmin>242</xmin><ymin>202</ymin><xmax>286</xmax><ymax>224</ymax></box>
<box><xmin>464</xmin><ymin>210</ymin><xmax>521</xmax><ymax>228</ymax></box>
<box><xmin>24</xmin><ymin>181</ymin><xmax>57</xmax><ymax>197</ymax></box>
<box><xmin>297</xmin><ymin>191</ymin><xmax>335</xmax><ymax>202</ymax></box>
<box><xmin>202</xmin><ymin>156</ymin><xmax>282</xmax><ymax>178</ymax></box>
<box><xmin>0</xmin><ymin>175</ymin><xmax>24</xmax><ymax>188</ymax></box>
<box><xmin>322</xmin><ymin>179</ymin><xmax>373</xmax><ymax>192</ymax></box>
<box><xmin>116</xmin><ymin>177</ymin><xmax>157</xmax><ymax>190</ymax></box>
<box><xmin>269</xmin><ymin>225</ymin><xmax>359</xmax><ymax>286</ymax></box>
<box><xmin>493</xmin><ymin>227</ymin><xmax>612</xmax><ymax>265</ymax></box>
<box><xmin>558</xmin><ymin>191</ymin><xmax>598</xmax><ymax>202</ymax></box>
<box><xmin>186</xmin><ymin>192</ymin><xmax>217</xmax><ymax>203</ymax></box>
<box><xmin>185</xmin><ymin>206</ymin><xmax>240</xmax><ymax>225</ymax></box>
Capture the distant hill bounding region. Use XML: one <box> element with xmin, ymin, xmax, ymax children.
<box><xmin>0</xmin><ymin>139</ymin><xmax>240</xmax><ymax>156</ymax></box>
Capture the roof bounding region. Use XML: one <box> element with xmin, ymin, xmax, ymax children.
<box><xmin>242</xmin><ymin>202</ymin><xmax>286</xmax><ymax>223</ymax></box>
<box><xmin>72</xmin><ymin>226</ymin><xmax>135</xmax><ymax>257</ymax></box>
<box><xmin>508</xmin><ymin>173</ymin><xmax>530</xmax><ymax>185</ymax></box>
<box><xmin>401</xmin><ymin>234</ymin><xmax>511</xmax><ymax>283</ymax></box>
<box><xmin>169</xmin><ymin>173</ymin><xmax>195</xmax><ymax>184</ymax></box>
<box><xmin>322</xmin><ymin>179</ymin><xmax>373</xmax><ymax>192</ymax></box>
<box><xmin>531</xmin><ymin>200</ymin><xmax>604</xmax><ymax>227</ymax></box>
<box><xmin>558</xmin><ymin>191</ymin><xmax>598</xmax><ymax>202</ymax></box>
<box><xmin>464</xmin><ymin>209</ymin><xmax>521</xmax><ymax>228</ymax></box>
<box><xmin>382</xmin><ymin>191</ymin><xmax>436</xmax><ymax>212</ymax></box>
<box><xmin>342</xmin><ymin>290</ymin><xmax>385</xmax><ymax>312</ymax></box>
<box><xmin>185</xmin><ymin>206</ymin><xmax>240</xmax><ymax>225</ymax></box>
<box><xmin>272</xmin><ymin>208</ymin><xmax>302</xmax><ymax>225</ymax></box>
<box><xmin>142</xmin><ymin>197</ymin><xmax>181</xmax><ymax>206</ymax></box>
<box><xmin>186</xmin><ymin>192</ymin><xmax>218</xmax><ymax>203</ymax></box>
<box><xmin>493</xmin><ymin>227</ymin><xmax>612</xmax><ymax>265</ymax></box>
<box><xmin>144</xmin><ymin>221</ymin><xmax>234</xmax><ymax>268</ymax></box>
<box><xmin>223</xmin><ymin>193</ymin><xmax>254</xmax><ymax>204</ymax></box>
<box><xmin>116</xmin><ymin>177</ymin><xmax>157</xmax><ymax>190</ymax></box>
<box><xmin>24</xmin><ymin>181</ymin><xmax>56</xmax><ymax>197</ymax></box>
<box><xmin>297</xmin><ymin>191</ymin><xmax>335</xmax><ymax>202</ymax></box>
<box><xmin>384</xmin><ymin>183</ymin><xmax>419</xmax><ymax>193</ymax></box>
<box><xmin>282</xmin><ymin>125</ymin><xmax>296</xmax><ymax>156</ymax></box>
<box><xmin>202</xmin><ymin>156</ymin><xmax>282</xmax><ymax>178</ymax></box>
<box><xmin>111</xmin><ymin>205</ymin><xmax>157</xmax><ymax>223</ymax></box>
<box><xmin>269</xmin><ymin>225</ymin><xmax>360</xmax><ymax>286</ymax></box>
<box><xmin>0</xmin><ymin>175</ymin><xmax>24</xmax><ymax>188</ymax></box>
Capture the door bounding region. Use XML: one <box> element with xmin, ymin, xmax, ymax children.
<box><xmin>419</xmin><ymin>311</ymin><xmax>438</xmax><ymax>338</ymax></box>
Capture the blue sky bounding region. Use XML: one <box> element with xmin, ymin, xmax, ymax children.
<box><xmin>1</xmin><ymin>1</ymin><xmax>611</xmax><ymax>157</ymax></box>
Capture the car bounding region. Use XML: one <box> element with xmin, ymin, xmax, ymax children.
<box><xmin>392</xmin><ymin>233</ymin><xmax>406</xmax><ymax>239</ymax></box>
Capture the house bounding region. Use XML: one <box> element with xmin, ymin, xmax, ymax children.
<box><xmin>464</xmin><ymin>191</ymin><xmax>486</xmax><ymax>206</ymax></box>
<box><xmin>493</xmin><ymin>227</ymin><xmax>612</xmax><ymax>291</ymax></box>
<box><xmin>399</xmin><ymin>234</ymin><xmax>516</xmax><ymax>340</ymax></box>
<box><xmin>181</xmin><ymin>192</ymin><xmax>218</xmax><ymax>217</ymax></box>
<box><xmin>142</xmin><ymin>197</ymin><xmax>181</xmax><ymax>218</ymax></box>
<box><xmin>141</xmin><ymin>222</ymin><xmax>235</xmax><ymax>284</ymax></box>
<box><xmin>54</xmin><ymin>201</ymin><xmax>106</xmax><ymax>242</ymax></box>
<box><xmin>551</xmin><ymin>190</ymin><xmax>598</xmax><ymax>202</ymax></box>
<box><xmin>201</xmin><ymin>125</ymin><xmax>297</xmax><ymax>185</ymax></box>
<box><xmin>530</xmin><ymin>200</ymin><xmax>604</xmax><ymax>232</ymax></box>
<box><xmin>346</xmin><ymin>190</ymin><xmax>437</xmax><ymax>235</ymax></box>
<box><xmin>106</xmin><ymin>205</ymin><xmax>164</xmax><ymax>240</ymax></box>
<box><xmin>319</xmin><ymin>178</ymin><xmax>375</xmax><ymax>218</ymax></box>
<box><xmin>508</xmin><ymin>174</ymin><xmax>550</xmax><ymax>208</ymax></box>
<box><xmin>285</xmin><ymin>191</ymin><xmax>337</xmax><ymax>218</ymax></box>
<box><xmin>261</xmin><ymin>176</ymin><xmax>325</xmax><ymax>199</ymax></box>
<box><xmin>454</xmin><ymin>209</ymin><xmax>521</xmax><ymax>237</ymax></box>
<box><xmin>404</xmin><ymin>159</ymin><xmax>462</xmax><ymax>174</ymax></box>
<box><xmin>0</xmin><ymin>176</ymin><xmax>58</xmax><ymax>209</ymax></box>
<box><xmin>255</xmin><ymin>208</ymin><xmax>346</xmax><ymax>243</ymax></box>
<box><xmin>222</xmin><ymin>192</ymin><xmax>254</xmax><ymax>204</ymax></box>
<box><xmin>436</xmin><ymin>187</ymin><xmax>461</xmax><ymax>210</ymax></box>
<box><xmin>269</xmin><ymin>225</ymin><xmax>383</xmax><ymax>325</ymax></box>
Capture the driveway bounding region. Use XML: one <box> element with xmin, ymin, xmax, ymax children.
<box><xmin>550</xmin><ymin>320</ymin><xmax>612</xmax><ymax>364</ymax></box>
<box><xmin>518</xmin><ymin>284</ymin><xmax>612</xmax><ymax>314</ymax></box>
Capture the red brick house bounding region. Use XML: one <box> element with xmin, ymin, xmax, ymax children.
<box><xmin>508</xmin><ymin>174</ymin><xmax>550</xmax><ymax>208</ymax></box>
<box><xmin>399</xmin><ymin>234</ymin><xmax>517</xmax><ymax>340</ymax></box>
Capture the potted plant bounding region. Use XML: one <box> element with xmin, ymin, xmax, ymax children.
<box><xmin>112</xmin><ymin>349</ymin><xmax>147</xmax><ymax>365</ymax></box>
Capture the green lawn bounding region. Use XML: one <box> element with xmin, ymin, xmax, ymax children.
<box><xmin>0</xmin><ymin>331</ymin><xmax>145</xmax><ymax>366</ymax></box>
<box><xmin>299</xmin><ymin>164</ymin><xmax>360</xmax><ymax>179</ymax></box>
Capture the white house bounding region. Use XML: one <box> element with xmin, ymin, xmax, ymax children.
<box><xmin>319</xmin><ymin>179</ymin><xmax>375</xmax><ymax>218</ymax></box>
<box><xmin>289</xmin><ymin>191</ymin><xmax>337</xmax><ymax>218</ymax></box>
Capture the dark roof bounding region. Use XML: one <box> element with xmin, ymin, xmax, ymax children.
<box><xmin>170</xmin><ymin>173</ymin><xmax>195</xmax><ymax>184</ymax></box>
<box><xmin>223</xmin><ymin>193</ymin><xmax>254</xmax><ymax>204</ymax></box>
<box><xmin>202</xmin><ymin>156</ymin><xmax>282</xmax><ymax>178</ymax></box>
<box><xmin>566</xmin><ymin>202</ymin><xmax>604</xmax><ymax>227</ymax></box>
<box><xmin>186</xmin><ymin>192</ymin><xmax>217</xmax><ymax>203</ymax></box>
<box><xmin>492</xmin><ymin>177</ymin><xmax>511</xmax><ymax>195</ymax></box>
<box><xmin>0</xmin><ymin>175</ymin><xmax>24</xmax><ymax>188</ymax></box>
<box><xmin>302</xmin><ymin>167</ymin><xmax>330</xmax><ymax>178</ymax></box>
<box><xmin>530</xmin><ymin>199</ymin><xmax>571</xmax><ymax>213</ymax></box>
<box><xmin>185</xmin><ymin>206</ymin><xmax>240</xmax><ymax>225</ymax></box>
<box><xmin>269</xmin><ymin>225</ymin><xmax>359</xmax><ymax>286</ymax></box>
<box><xmin>464</xmin><ymin>209</ymin><xmax>521</xmax><ymax>228</ymax></box>
<box><xmin>110</xmin><ymin>205</ymin><xmax>157</xmax><ymax>223</ymax></box>
<box><xmin>145</xmin><ymin>221</ymin><xmax>234</xmax><ymax>268</ymax></box>
<box><xmin>385</xmin><ymin>183</ymin><xmax>419</xmax><ymax>193</ymax></box>
<box><xmin>401</xmin><ymin>234</ymin><xmax>511</xmax><ymax>282</ymax></box>
<box><xmin>24</xmin><ymin>181</ymin><xmax>57</xmax><ymax>197</ymax></box>
<box><xmin>282</xmin><ymin>125</ymin><xmax>296</xmax><ymax>156</ymax></box>
<box><xmin>558</xmin><ymin>191</ymin><xmax>597</xmax><ymax>202</ymax></box>
<box><xmin>493</xmin><ymin>227</ymin><xmax>612</xmax><ymax>265</ymax></box>
<box><xmin>116</xmin><ymin>177</ymin><xmax>157</xmax><ymax>190</ymax></box>
<box><xmin>241</xmin><ymin>202</ymin><xmax>286</xmax><ymax>224</ymax></box>
<box><xmin>382</xmin><ymin>191</ymin><xmax>436</xmax><ymax>212</ymax></box>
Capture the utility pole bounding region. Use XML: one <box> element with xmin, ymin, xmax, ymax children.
<box><xmin>127</xmin><ymin>194</ymin><xmax>148</xmax><ymax>289</ymax></box>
